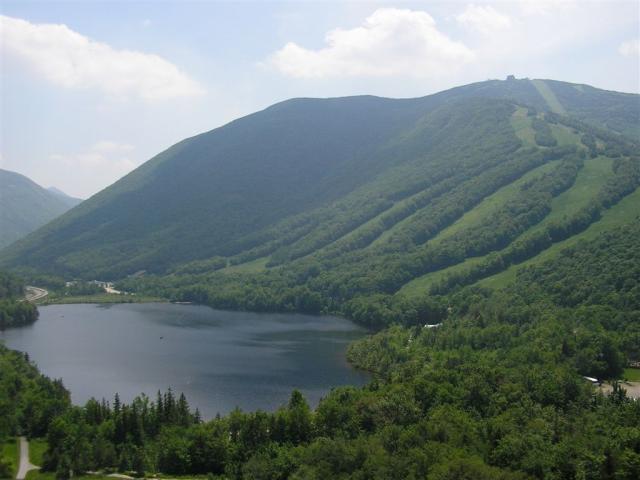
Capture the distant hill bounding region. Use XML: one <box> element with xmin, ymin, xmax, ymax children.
<box><xmin>0</xmin><ymin>169</ymin><xmax>82</xmax><ymax>250</ymax></box>
<box><xmin>47</xmin><ymin>186</ymin><xmax>81</xmax><ymax>201</ymax></box>
<box><xmin>0</xmin><ymin>77</ymin><xmax>637</xmax><ymax>294</ymax></box>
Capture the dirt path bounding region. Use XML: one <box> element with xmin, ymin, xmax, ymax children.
<box><xmin>24</xmin><ymin>286</ymin><xmax>48</xmax><ymax>303</ymax></box>
<box><xmin>16</xmin><ymin>437</ymin><xmax>39</xmax><ymax>480</ymax></box>
<box><xmin>600</xmin><ymin>381</ymin><xmax>640</xmax><ymax>399</ymax></box>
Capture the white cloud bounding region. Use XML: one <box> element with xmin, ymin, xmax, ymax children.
<box><xmin>49</xmin><ymin>141</ymin><xmax>139</xmax><ymax>197</ymax></box>
<box><xmin>0</xmin><ymin>15</ymin><xmax>204</xmax><ymax>101</ymax></box>
<box><xmin>456</xmin><ymin>4</ymin><xmax>512</xmax><ymax>35</ymax></box>
<box><xmin>619</xmin><ymin>39</ymin><xmax>640</xmax><ymax>57</ymax></box>
<box><xmin>268</xmin><ymin>8</ymin><xmax>475</xmax><ymax>79</ymax></box>
<box><xmin>513</xmin><ymin>0</ymin><xmax>576</xmax><ymax>16</ymax></box>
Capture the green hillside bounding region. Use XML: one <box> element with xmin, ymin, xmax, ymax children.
<box><xmin>477</xmin><ymin>186</ymin><xmax>640</xmax><ymax>290</ymax></box>
<box><xmin>0</xmin><ymin>169</ymin><xmax>82</xmax><ymax>250</ymax></box>
<box><xmin>397</xmin><ymin>155</ymin><xmax>617</xmax><ymax>297</ymax></box>
<box><xmin>1</xmin><ymin>79</ymin><xmax>638</xmax><ymax>317</ymax></box>
<box><xmin>109</xmin><ymin>93</ymin><xmax>635</xmax><ymax>326</ymax></box>
<box><xmin>7</xmin><ymin>214</ymin><xmax>640</xmax><ymax>480</ymax></box>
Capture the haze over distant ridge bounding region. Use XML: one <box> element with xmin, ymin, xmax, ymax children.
<box><xmin>0</xmin><ymin>169</ymin><xmax>82</xmax><ymax>250</ymax></box>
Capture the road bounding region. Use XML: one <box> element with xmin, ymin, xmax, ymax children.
<box><xmin>16</xmin><ymin>437</ymin><xmax>39</xmax><ymax>480</ymax></box>
<box><xmin>24</xmin><ymin>286</ymin><xmax>48</xmax><ymax>302</ymax></box>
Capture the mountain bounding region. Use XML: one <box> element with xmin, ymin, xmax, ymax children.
<box><xmin>47</xmin><ymin>186</ymin><xmax>81</xmax><ymax>201</ymax></box>
<box><xmin>0</xmin><ymin>169</ymin><xmax>82</xmax><ymax>250</ymax></box>
<box><xmin>1</xmin><ymin>78</ymin><xmax>638</xmax><ymax>297</ymax></box>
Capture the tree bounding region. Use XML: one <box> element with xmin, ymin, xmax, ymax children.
<box><xmin>286</xmin><ymin>390</ymin><xmax>313</xmax><ymax>444</ymax></box>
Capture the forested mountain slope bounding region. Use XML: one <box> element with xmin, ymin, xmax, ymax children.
<box><xmin>0</xmin><ymin>169</ymin><xmax>82</xmax><ymax>249</ymax></box>
<box><xmin>1</xmin><ymin>78</ymin><xmax>637</xmax><ymax>294</ymax></box>
<box><xmin>116</xmin><ymin>102</ymin><xmax>637</xmax><ymax>324</ymax></box>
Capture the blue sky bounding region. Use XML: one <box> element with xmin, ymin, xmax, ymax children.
<box><xmin>1</xmin><ymin>0</ymin><xmax>638</xmax><ymax>198</ymax></box>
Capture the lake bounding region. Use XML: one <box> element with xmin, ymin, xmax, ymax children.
<box><xmin>0</xmin><ymin>303</ymin><xmax>370</xmax><ymax>418</ymax></box>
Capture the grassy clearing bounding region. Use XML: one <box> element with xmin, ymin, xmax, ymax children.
<box><xmin>25</xmin><ymin>472</ymin><xmax>51</xmax><ymax>480</ymax></box>
<box><xmin>42</xmin><ymin>293</ymin><xmax>166</xmax><ymax>305</ymax></box>
<box><xmin>372</xmin><ymin>158</ymin><xmax>560</xmax><ymax>249</ymax></box>
<box><xmin>550</xmin><ymin>123</ymin><xmax>582</xmax><ymax>147</ymax></box>
<box><xmin>532</xmin><ymin>79</ymin><xmax>567</xmax><ymax>115</ymax></box>
<box><xmin>429</xmin><ymin>161</ymin><xmax>561</xmax><ymax>247</ymax></box>
<box><xmin>368</xmin><ymin>183</ymin><xmax>458</xmax><ymax>248</ymax></box>
<box><xmin>623</xmin><ymin>369</ymin><xmax>640</xmax><ymax>382</ymax></box>
<box><xmin>320</xmin><ymin>198</ymin><xmax>412</xmax><ymax>252</ymax></box>
<box><xmin>398</xmin><ymin>159</ymin><xmax>588</xmax><ymax>296</ymax></box>
<box><xmin>221</xmin><ymin>256</ymin><xmax>269</xmax><ymax>274</ymax></box>
<box><xmin>322</xmin><ymin>157</ymin><xmax>547</xmax><ymax>254</ymax></box>
<box><xmin>29</xmin><ymin>439</ymin><xmax>47</xmax><ymax>466</ymax></box>
<box><xmin>478</xmin><ymin>186</ymin><xmax>640</xmax><ymax>289</ymax></box>
<box><xmin>510</xmin><ymin>106</ymin><xmax>535</xmax><ymax>145</ymax></box>
<box><xmin>528</xmin><ymin>157</ymin><xmax>613</xmax><ymax>234</ymax></box>
<box><xmin>398</xmin><ymin>256</ymin><xmax>486</xmax><ymax>297</ymax></box>
<box><xmin>399</xmin><ymin>158</ymin><xmax>625</xmax><ymax>297</ymax></box>
<box><xmin>369</xmin><ymin>206</ymin><xmax>418</xmax><ymax>247</ymax></box>
<box><xmin>25</xmin><ymin>473</ymin><xmax>113</xmax><ymax>480</ymax></box>
<box><xmin>1</xmin><ymin>438</ymin><xmax>18</xmax><ymax>478</ymax></box>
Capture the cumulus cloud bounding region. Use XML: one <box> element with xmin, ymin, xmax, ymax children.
<box><xmin>49</xmin><ymin>141</ymin><xmax>139</xmax><ymax>197</ymax></box>
<box><xmin>456</xmin><ymin>4</ymin><xmax>512</xmax><ymax>35</ymax></box>
<box><xmin>268</xmin><ymin>8</ymin><xmax>474</xmax><ymax>78</ymax></box>
<box><xmin>619</xmin><ymin>39</ymin><xmax>640</xmax><ymax>57</ymax></box>
<box><xmin>0</xmin><ymin>15</ymin><xmax>204</xmax><ymax>101</ymax></box>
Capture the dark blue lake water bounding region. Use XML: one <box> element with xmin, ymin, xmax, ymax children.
<box><xmin>0</xmin><ymin>303</ymin><xmax>370</xmax><ymax>418</ymax></box>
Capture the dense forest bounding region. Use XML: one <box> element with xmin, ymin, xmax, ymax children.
<box><xmin>0</xmin><ymin>270</ymin><xmax>38</xmax><ymax>329</ymax></box>
<box><xmin>2</xmin><ymin>219</ymin><xmax>639</xmax><ymax>479</ymax></box>
<box><xmin>0</xmin><ymin>344</ymin><xmax>69</xmax><ymax>477</ymax></box>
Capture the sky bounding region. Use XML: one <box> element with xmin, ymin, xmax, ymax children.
<box><xmin>1</xmin><ymin>0</ymin><xmax>638</xmax><ymax>199</ymax></box>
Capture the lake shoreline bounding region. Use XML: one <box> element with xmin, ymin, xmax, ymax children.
<box><xmin>1</xmin><ymin>302</ymin><xmax>370</xmax><ymax>417</ymax></box>
<box><xmin>39</xmin><ymin>293</ymin><xmax>167</xmax><ymax>305</ymax></box>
